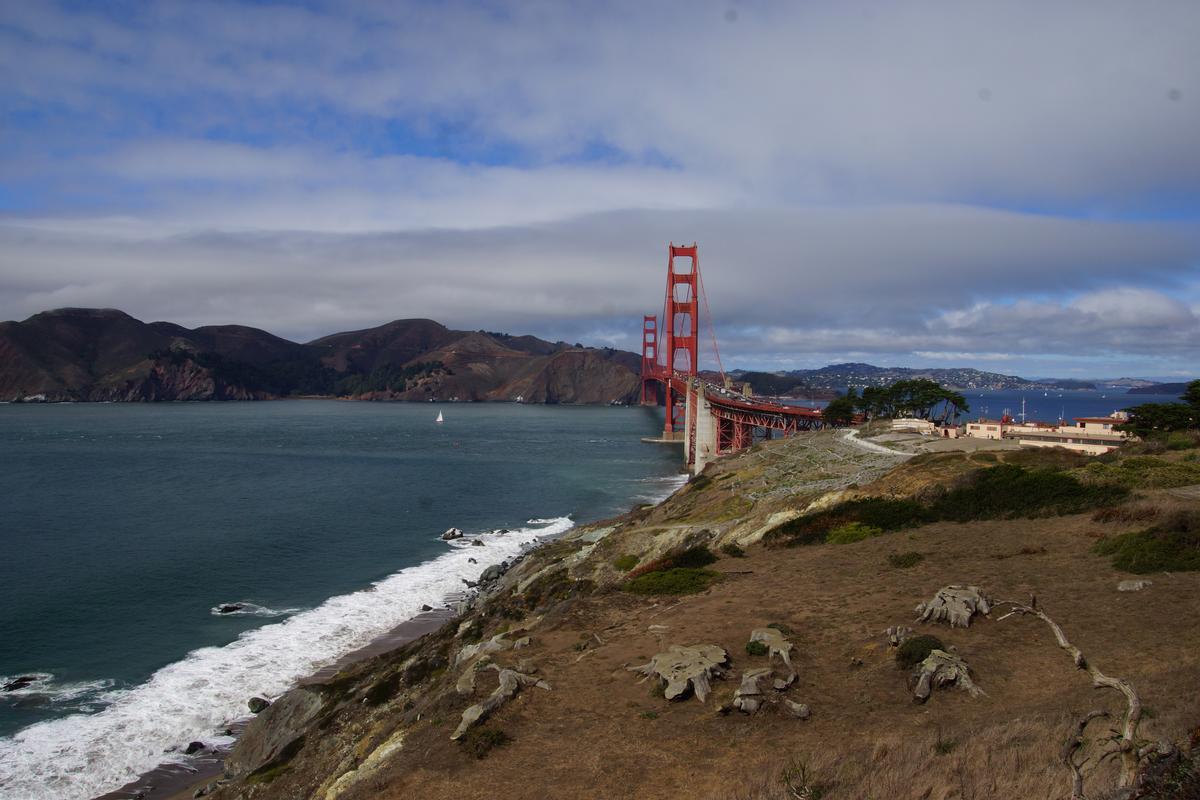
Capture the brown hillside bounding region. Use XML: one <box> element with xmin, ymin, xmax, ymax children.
<box><xmin>199</xmin><ymin>432</ymin><xmax>1200</xmax><ymax>800</ymax></box>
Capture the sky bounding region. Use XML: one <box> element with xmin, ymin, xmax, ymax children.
<box><xmin>1</xmin><ymin>1</ymin><xmax>1198</xmax><ymax>379</ymax></box>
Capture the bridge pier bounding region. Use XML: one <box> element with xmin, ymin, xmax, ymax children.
<box><xmin>683</xmin><ymin>378</ymin><xmax>718</xmax><ymax>475</ymax></box>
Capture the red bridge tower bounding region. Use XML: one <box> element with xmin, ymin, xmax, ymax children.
<box><xmin>660</xmin><ymin>243</ymin><xmax>700</xmax><ymax>435</ymax></box>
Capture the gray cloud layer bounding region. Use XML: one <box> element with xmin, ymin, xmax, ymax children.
<box><xmin>1</xmin><ymin>1</ymin><xmax>1198</xmax><ymax>376</ymax></box>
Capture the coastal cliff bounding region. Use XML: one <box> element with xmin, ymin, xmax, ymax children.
<box><xmin>0</xmin><ymin>309</ymin><xmax>639</xmax><ymax>404</ymax></box>
<box><xmin>190</xmin><ymin>429</ymin><xmax>1200</xmax><ymax>800</ymax></box>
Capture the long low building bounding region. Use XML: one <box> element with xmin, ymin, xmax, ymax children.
<box><xmin>964</xmin><ymin>411</ymin><xmax>1131</xmax><ymax>455</ymax></box>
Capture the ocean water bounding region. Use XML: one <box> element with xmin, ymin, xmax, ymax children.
<box><xmin>0</xmin><ymin>401</ymin><xmax>684</xmax><ymax>800</ymax></box>
<box><xmin>955</xmin><ymin>389</ymin><xmax>1183</xmax><ymax>423</ymax></box>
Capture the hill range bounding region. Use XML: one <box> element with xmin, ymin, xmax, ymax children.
<box><xmin>0</xmin><ymin>308</ymin><xmax>640</xmax><ymax>404</ymax></box>
<box><xmin>0</xmin><ymin>308</ymin><xmax>1181</xmax><ymax>403</ymax></box>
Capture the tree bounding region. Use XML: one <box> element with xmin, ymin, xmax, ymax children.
<box><xmin>1184</xmin><ymin>379</ymin><xmax>1200</xmax><ymax>411</ymax></box>
<box><xmin>822</xmin><ymin>394</ymin><xmax>858</xmax><ymax>427</ymax></box>
<box><xmin>1119</xmin><ymin>380</ymin><xmax>1200</xmax><ymax>435</ymax></box>
<box><xmin>1119</xmin><ymin>402</ymin><xmax>1197</xmax><ymax>435</ymax></box>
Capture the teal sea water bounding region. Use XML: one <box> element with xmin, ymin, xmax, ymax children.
<box><xmin>0</xmin><ymin>401</ymin><xmax>682</xmax><ymax>799</ymax></box>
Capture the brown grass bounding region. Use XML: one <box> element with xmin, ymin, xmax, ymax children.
<box><xmin>348</xmin><ymin>513</ymin><xmax>1200</xmax><ymax>800</ymax></box>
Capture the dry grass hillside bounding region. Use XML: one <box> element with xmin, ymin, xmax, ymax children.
<box><xmin>200</xmin><ymin>430</ymin><xmax>1200</xmax><ymax>800</ymax></box>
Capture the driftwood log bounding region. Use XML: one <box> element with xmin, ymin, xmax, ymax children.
<box><xmin>915</xmin><ymin>585</ymin><xmax>992</xmax><ymax>628</ymax></box>
<box><xmin>451</xmin><ymin>664</ymin><xmax>550</xmax><ymax>740</ymax></box>
<box><xmin>629</xmin><ymin>644</ymin><xmax>728</xmax><ymax>702</ymax></box>
<box><xmin>996</xmin><ymin>598</ymin><xmax>1174</xmax><ymax>799</ymax></box>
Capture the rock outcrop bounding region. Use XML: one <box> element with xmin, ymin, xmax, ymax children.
<box><xmin>226</xmin><ymin>688</ymin><xmax>322</xmax><ymax>777</ymax></box>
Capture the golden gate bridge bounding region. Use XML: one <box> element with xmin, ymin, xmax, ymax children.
<box><xmin>640</xmin><ymin>243</ymin><xmax>827</xmax><ymax>473</ymax></box>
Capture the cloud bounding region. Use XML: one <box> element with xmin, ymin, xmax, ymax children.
<box><xmin>0</xmin><ymin>1</ymin><xmax>1198</xmax><ymax>379</ymax></box>
<box><xmin>1</xmin><ymin>205</ymin><xmax>1197</xmax><ymax>378</ymax></box>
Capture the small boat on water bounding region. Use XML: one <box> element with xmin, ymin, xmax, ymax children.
<box><xmin>435</xmin><ymin>411</ymin><xmax>444</xmax><ymax>424</ymax></box>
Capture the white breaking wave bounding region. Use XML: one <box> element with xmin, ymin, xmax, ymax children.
<box><xmin>634</xmin><ymin>474</ymin><xmax>688</xmax><ymax>504</ymax></box>
<box><xmin>0</xmin><ymin>517</ymin><xmax>572</xmax><ymax>800</ymax></box>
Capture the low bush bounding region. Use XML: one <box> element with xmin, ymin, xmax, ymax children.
<box><xmin>766</xmin><ymin>464</ymin><xmax>1127</xmax><ymax>546</ymax></box>
<box><xmin>887</xmin><ymin>551</ymin><xmax>924</xmax><ymax>568</ymax></box>
<box><xmin>672</xmin><ymin>545</ymin><xmax>718</xmax><ymax>568</ymax></box>
<box><xmin>764</xmin><ymin>497</ymin><xmax>928</xmax><ymax>545</ymax></box>
<box><xmin>745</xmin><ymin>640</ymin><xmax>769</xmax><ymax>656</ymax></box>
<box><xmin>625</xmin><ymin>546</ymin><xmax>717</xmax><ymax>579</ymax></box>
<box><xmin>612</xmin><ymin>554</ymin><xmax>639</xmax><ymax>572</ymax></box>
<box><xmin>624</xmin><ymin>567</ymin><xmax>719</xmax><ymax>595</ymax></box>
<box><xmin>932</xmin><ymin>464</ymin><xmax>1122</xmax><ymax>520</ymax></box>
<box><xmin>895</xmin><ymin>634</ymin><xmax>944</xmax><ymax>670</ymax></box>
<box><xmin>720</xmin><ymin>542</ymin><xmax>746</xmax><ymax>558</ymax></box>
<box><xmin>459</xmin><ymin>726</ymin><xmax>511</xmax><ymax>759</ymax></box>
<box><xmin>1093</xmin><ymin>503</ymin><xmax>1161</xmax><ymax>524</ymax></box>
<box><xmin>826</xmin><ymin>522</ymin><xmax>884</xmax><ymax>544</ymax></box>
<box><xmin>1093</xmin><ymin>509</ymin><xmax>1200</xmax><ymax>573</ymax></box>
<box><xmin>1078</xmin><ymin>457</ymin><xmax>1200</xmax><ymax>490</ymax></box>
<box><xmin>1166</xmin><ymin>431</ymin><xmax>1200</xmax><ymax>451</ymax></box>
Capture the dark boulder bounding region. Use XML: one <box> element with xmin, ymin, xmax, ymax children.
<box><xmin>2</xmin><ymin>675</ymin><xmax>40</xmax><ymax>692</ymax></box>
<box><xmin>185</xmin><ymin>741</ymin><xmax>207</xmax><ymax>755</ymax></box>
<box><xmin>247</xmin><ymin>696</ymin><xmax>271</xmax><ymax>714</ymax></box>
<box><xmin>217</xmin><ymin>603</ymin><xmax>245</xmax><ymax>614</ymax></box>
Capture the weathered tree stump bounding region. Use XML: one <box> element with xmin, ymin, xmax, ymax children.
<box><xmin>911</xmin><ymin>649</ymin><xmax>984</xmax><ymax>703</ymax></box>
<box><xmin>628</xmin><ymin>644</ymin><xmax>728</xmax><ymax>702</ymax></box>
<box><xmin>915</xmin><ymin>585</ymin><xmax>992</xmax><ymax>628</ymax></box>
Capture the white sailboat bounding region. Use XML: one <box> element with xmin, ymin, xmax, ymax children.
<box><xmin>435</xmin><ymin>411</ymin><xmax>444</xmax><ymax>424</ymax></box>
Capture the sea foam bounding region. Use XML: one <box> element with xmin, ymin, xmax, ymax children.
<box><xmin>0</xmin><ymin>517</ymin><xmax>571</xmax><ymax>800</ymax></box>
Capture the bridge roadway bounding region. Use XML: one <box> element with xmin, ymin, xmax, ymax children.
<box><xmin>653</xmin><ymin>372</ymin><xmax>826</xmax><ymax>473</ymax></box>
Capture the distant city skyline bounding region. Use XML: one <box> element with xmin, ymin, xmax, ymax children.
<box><xmin>1</xmin><ymin>1</ymin><xmax>1198</xmax><ymax>377</ymax></box>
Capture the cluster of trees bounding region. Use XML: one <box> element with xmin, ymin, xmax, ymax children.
<box><xmin>822</xmin><ymin>378</ymin><xmax>970</xmax><ymax>427</ymax></box>
<box><xmin>333</xmin><ymin>361</ymin><xmax>447</xmax><ymax>396</ymax></box>
<box><xmin>1120</xmin><ymin>380</ymin><xmax>1200</xmax><ymax>435</ymax></box>
<box><xmin>148</xmin><ymin>348</ymin><xmax>447</xmax><ymax>397</ymax></box>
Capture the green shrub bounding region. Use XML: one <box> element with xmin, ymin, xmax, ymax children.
<box><xmin>1079</xmin><ymin>457</ymin><xmax>1200</xmax><ymax>490</ymax></box>
<box><xmin>1093</xmin><ymin>510</ymin><xmax>1200</xmax><ymax>573</ymax></box>
<box><xmin>932</xmin><ymin>464</ymin><xmax>1124</xmax><ymax>520</ymax></box>
<box><xmin>745</xmin><ymin>640</ymin><xmax>769</xmax><ymax>656</ymax></box>
<box><xmin>672</xmin><ymin>546</ymin><xmax>718</xmax><ymax>568</ymax></box>
<box><xmin>1166</xmin><ymin>431</ymin><xmax>1200</xmax><ymax>451</ymax></box>
<box><xmin>765</xmin><ymin>464</ymin><xmax>1127</xmax><ymax>547</ymax></box>
<box><xmin>459</xmin><ymin>726</ymin><xmax>511</xmax><ymax>759</ymax></box>
<box><xmin>613</xmin><ymin>554</ymin><xmax>639</xmax><ymax>571</ymax></box>
<box><xmin>764</xmin><ymin>497</ymin><xmax>928</xmax><ymax>545</ymax></box>
<box><xmin>827</xmin><ymin>522</ymin><xmax>884</xmax><ymax>544</ymax></box>
<box><xmin>887</xmin><ymin>551</ymin><xmax>924</xmax><ymax>568</ymax></box>
<box><xmin>895</xmin><ymin>635</ymin><xmax>944</xmax><ymax>670</ymax></box>
<box><xmin>720</xmin><ymin>542</ymin><xmax>746</xmax><ymax>558</ymax></box>
<box><xmin>624</xmin><ymin>568</ymin><xmax>719</xmax><ymax>595</ymax></box>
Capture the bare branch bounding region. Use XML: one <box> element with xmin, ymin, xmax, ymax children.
<box><xmin>995</xmin><ymin>600</ymin><xmax>1144</xmax><ymax>791</ymax></box>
